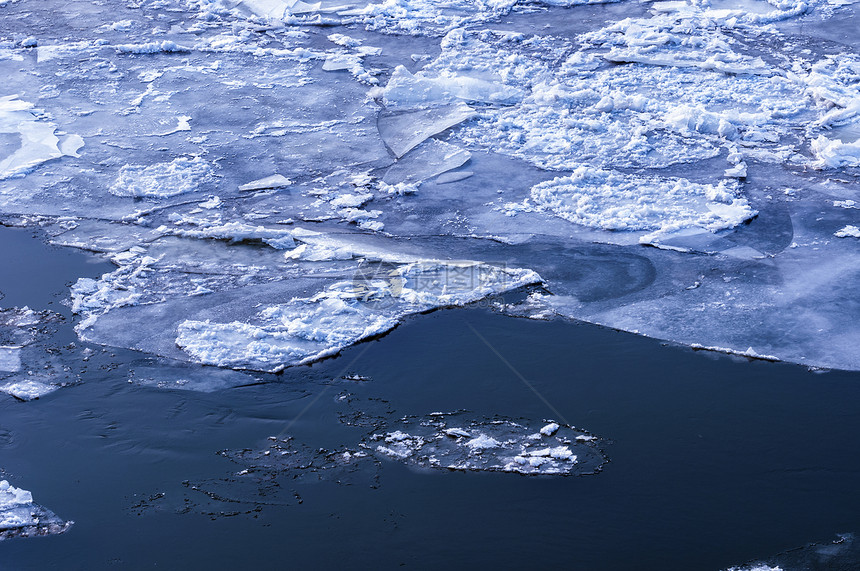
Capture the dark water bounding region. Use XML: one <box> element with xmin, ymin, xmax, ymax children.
<box><xmin>3</xmin><ymin>226</ymin><xmax>860</xmax><ymax>569</ymax></box>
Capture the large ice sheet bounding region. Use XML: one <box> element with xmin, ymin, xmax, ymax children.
<box><xmin>0</xmin><ymin>0</ymin><xmax>858</xmax><ymax>375</ymax></box>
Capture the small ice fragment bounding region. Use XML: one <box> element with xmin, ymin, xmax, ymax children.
<box><xmin>724</xmin><ymin>162</ymin><xmax>748</xmax><ymax>178</ymax></box>
<box><xmin>466</xmin><ymin>434</ymin><xmax>502</xmax><ymax>449</ymax></box>
<box><xmin>835</xmin><ymin>225</ymin><xmax>860</xmax><ymax>238</ymax></box>
<box><xmin>0</xmin><ymin>380</ymin><xmax>59</xmax><ymax>401</ymax></box>
<box><xmin>835</xmin><ymin>200</ymin><xmax>858</xmax><ymax>209</ymax></box>
<box><xmin>549</xmin><ymin>446</ymin><xmax>576</xmax><ymax>461</ymax></box>
<box><xmin>322</xmin><ymin>54</ymin><xmax>360</xmax><ymax>72</ymax></box>
<box><xmin>198</xmin><ymin>196</ymin><xmax>222</xmax><ymax>209</ymax></box>
<box><xmin>812</xmin><ymin>135</ymin><xmax>860</xmax><ymax>169</ymax></box>
<box><xmin>114</xmin><ymin>41</ymin><xmax>191</xmax><ymax>54</ymax></box>
<box><xmin>238</xmin><ymin>174</ymin><xmax>293</xmax><ymax>191</ymax></box>
<box><xmin>540</xmin><ymin>422</ymin><xmax>560</xmax><ymax>436</ymax></box>
<box><xmin>444</xmin><ymin>428</ymin><xmax>471</xmax><ymax>438</ymax></box>
<box><xmin>330</xmin><ymin>193</ymin><xmax>372</xmax><ymax>208</ymax></box>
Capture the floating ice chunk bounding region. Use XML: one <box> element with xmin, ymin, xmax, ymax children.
<box><xmin>432</xmin><ymin>26</ymin><xmax>803</xmax><ymax>171</ymax></box>
<box><xmin>329</xmin><ymin>192</ymin><xmax>372</xmax><ymax>208</ymax></box>
<box><xmin>175</xmin><ymin>261</ymin><xmax>540</xmax><ymax>370</ymax></box>
<box><xmin>369</xmin><ymin>415</ymin><xmax>603</xmax><ymax>475</ymax></box>
<box><xmin>382</xmin><ymin>65</ymin><xmax>525</xmax><ymax>108</ymax></box>
<box><xmin>802</xmin><ymin>55</ymin><xmax>860</xmax><ymax>128</ymax></box>
<box><xmin>0</xmin><ymin>480</ymin><xmax>72</xmax><ymax>540</ymax></box>
<box><xmin>444</xmin><ymin>428</ymin><xmax>471</xmax><ymax>438</ymax></box>
<box><xmin>114</xmin><ymin>41</ymin><xmax>191</xmax><ymax>54</ymax></box>
<box><xmin>378</xmin><ymin>104</ymin><xmax>476</xmax><ymax>158</ymax></box>
<box><xmin>327</xmin><ymin>33</ymin><xmax>363</xmax><ymax>48</ymax></box>
<box><xmin>811</xmin><ymin>135</ymin><xmax>860</xmax><ymax>168</ymax></box>
<box><xmin>835</xmin><ymin>200</ymin><xmax>859</xmax><ymax>209</ymax></box>
<box><xmin>238</xmin><ymin>174</ymin><xmax>293</xmax><ymax>191</ymax></box>
<box><xmin>0</xmin><ymin>347</ymin><xmax>22</xmax><ymax>373</ymax></box>
<box><xmin>240</xmin><ymin>0</ymin><xmax>323</xmax><ymax>18</ymax></box>
<box><xmin>383</xmin><ymin>139</ymin><xmax>471</xmax><ymax>185</ymax></box>
<box><xmin>466</xmin><ymin>434</ymin><xmax>502</xmax><ymax>449</ymax></box>
<box><xmin>0</xmin><ymin>380</ymin><xmax>59</xmax><ymax>401</ymax></box>
<box><xmin>835</xmin><ymin>225</ymin><xmax>860</xmax><ymax>238</ymax></box>
<box><xmin>665</xmin><ymin>105</ymin><xmax>744</xmax><ymax>140</ymax></box>
<box><xmin>322</xmin><ymin>53</ymin><xmax>361</xmax><ymax>72</ymax></box>
<box><xmin>540</xmin><ymin>422</ymin><xmax>559</xmax><ymax>436</ymax></box>
<box><xmin>524</xmin><ymin>167</ymin><xmax>755</xmax><ymax>235</ymax></box>
<box><xmin>724</xmin><ymin>162</ymin><xmax>748</xmax><ymax>178</ymax></box>
<box><xmin>198</xmin><ymin>196</ymin><xmax>223</xmax><ymax>209</ymax></box>
<box><xmin>109</xmin><ymin>157</ymin><xmax>215</xmax><ymax>198</ymax></box>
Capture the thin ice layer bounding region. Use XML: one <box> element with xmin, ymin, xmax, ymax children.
<box><xmin>378</xmin><ymin>104</ymin><xmax>476</xmax><ymax>158</ymax></box>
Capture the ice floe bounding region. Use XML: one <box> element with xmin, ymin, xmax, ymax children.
<box><xmin>511</xmin><ymin>167</ymin><xmax>755</xmax><ymax>237</ymax></box>
<box><xmin>0</xmin><ymin>480</ymin><xmax>72</xmax><ymax>540</ymax></box>
<box><xmin>369</xmin><ymin>414</ymin><xmax>604</xmax><ymax>474</ymax></box>
<box><xmin>174</xmin><ymin>259</ymin><xmax>540</xmax><ymax>370</ymax></box>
